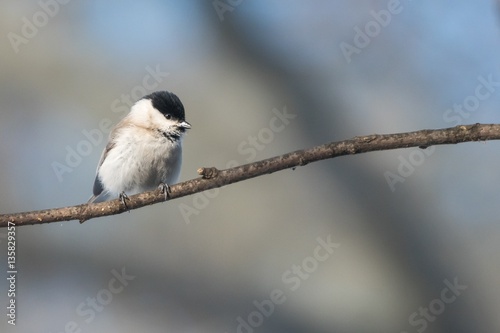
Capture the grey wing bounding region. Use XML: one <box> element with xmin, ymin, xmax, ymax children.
<box><xmin>88</xmin><ymin>140</ymin><xmax>116</xmax><ymax>203</ymax></box>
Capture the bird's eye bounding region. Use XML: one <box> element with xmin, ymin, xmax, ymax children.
<box><xmin>165</xmin><ymin>114</ymin><xmax>172</xmax><ymax>120</ymax></box>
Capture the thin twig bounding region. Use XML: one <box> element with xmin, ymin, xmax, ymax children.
<box><xmin>1</xmin><ymin>123</ymin><xmax>499</xmax><ymax>227</ymax></box>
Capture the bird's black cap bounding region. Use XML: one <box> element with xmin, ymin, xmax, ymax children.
<box><xmin>143</xmin><ymin>91</ymin><xmax>186</xmax><ymax>121</ymax></box>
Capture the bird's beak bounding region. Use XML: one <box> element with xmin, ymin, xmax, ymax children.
<box><xmin>179</xmin><ymin>121</ymin><xmax>191</xmax><ymax>130</ymax></box>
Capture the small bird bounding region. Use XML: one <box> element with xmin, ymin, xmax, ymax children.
<box><xmin>87</xmin><ymin>90</ymin><xmax>191</xmax><ymax>205</ymax></box>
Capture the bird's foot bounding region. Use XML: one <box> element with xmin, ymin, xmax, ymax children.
<box><xmin>158</xmin><ymin>183</ymin><xmax>171</xmax><ymax>201</ymax></box>
<box><xmin>119</xmin><ymin>192</ymin><xmax>130</xmax><ymax>209</ymax></box>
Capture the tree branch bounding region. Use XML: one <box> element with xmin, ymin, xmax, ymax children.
<box><xmin>1</xmin><ymin>123</ymin><xmax>499</xmax><ymax>227</ymax></box>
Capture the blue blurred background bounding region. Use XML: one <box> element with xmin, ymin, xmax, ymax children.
<box><xmin>1</xmin><ymin>1</ymin><xmax>500</xmax><ymax>332</ymax></box>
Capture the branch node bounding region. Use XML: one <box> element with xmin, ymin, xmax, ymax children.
<box><xmin>361</xmin><ymin>135</ymin><xmax>377</xmax><ymax>143</ymax></box>
<box><xmin>197</xmin><ymin>167</ymin><xmax>220</xmax><ymax>179</ymax></box>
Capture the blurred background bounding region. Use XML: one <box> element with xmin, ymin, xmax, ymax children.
<box><xmin>1</xmin><ymin>1</ymin><xmax>500</xmax><ymax>332</ymax></box>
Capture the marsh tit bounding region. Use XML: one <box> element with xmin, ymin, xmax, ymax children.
<box><xmin>88</xmin><ymin>90</ymin><xmax>191</xmax><ymax>204</ymax></box>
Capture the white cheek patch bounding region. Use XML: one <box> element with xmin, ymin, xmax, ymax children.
<box><xmin>129</xmin><ymin>99</ymin><xmax>178</xmax><ymax>130</ymax></box>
